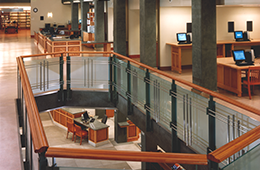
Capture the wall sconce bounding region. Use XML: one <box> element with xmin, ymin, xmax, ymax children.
<box><xmin>47</xmin><ymin>12</ymin><xmax>53</xmax><ymax>18</ymax></box>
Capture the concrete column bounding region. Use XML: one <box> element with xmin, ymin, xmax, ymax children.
<box><xmin>94</xmin><ymin>0</ymin><xmax>105</xmax><ymax>44</ymax></box>
<box><xmin>192</xmin><ymin>0</ymin><xmax>217</xmax><ymax>91</ymax></box>
<box><xmin>141</xmin><ymin>131</ymin><xmax>158</xmax><ymax>170</ymax></box>
<box><xmin>71</xmin><ymin>1</ymin><xmax>79</xmax><ymax>30</ymax></box>
<box><xmin>81</xmin><ymin>0</ymin><xmax>89</xmax><ymax>35</ymax></box>
<box><xmin>114</xmin><ymin>110</ymin><xmax>127</xmax><ymax>143</ymax></box>
<box><xmin>140</xmin><ymin>0</ymin><xmax>156</xmax><ymax>67</ymax></box>
<box><xmin>113</xmin><ymin>0</ymin><xmax>126</xmax><ymax>56</ymax></box>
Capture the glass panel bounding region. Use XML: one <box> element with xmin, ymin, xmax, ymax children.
<box><xmin>59</xmin><ymin>167</ymin><xmax>131</xmax><ymax>170</ymax></box>
<box><xmin>222</xmin><ymin>143</ymin><xmax>260</xmax><ymax>170</ymax></box>
<box><xmin>48</xmin><ymin>158</ymin><xmax>132</xmax><ymax>170</ymax></box>
<box><xmin>130</xmin><ymin>64</ymin><xmax>146</xmax><ymax>114</ymax></box>
<box><xmin>113</xmin><ymin>58</ymin><xmax>128</xmax><ymax>99</ymax></box>
<box><xmin>70</xmin><ymin>56</ymin><xmax>109</xmax><ymax>89</ymax></box>
<box><xmin>176</xmin><ymin>85</ymin><xmax>209</xmax><ymax>154</ymax></box>
<box><xmin>149</xmin><ymin>74</ymin><xmax>172</xmax><ymax>132</ymax></box>
<box><xmin>215</xmin><ymin>103</ymin><xmax>260</xmax><ymax>168</ymax></box>
<box><xmin>24</xmin><ymin>57</ymin><xmax>60</xmax><ymax>94</ymax></box>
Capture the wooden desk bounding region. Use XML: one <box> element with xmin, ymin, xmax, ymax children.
<box><xmin>4</xmin><ymin>23</ymin><xmax>18</xmax><ymax>34</ymax></box>
<box><xmin>217</xmin><ymin>57</ymin><xmax>260</xmax><ymax>97</ymax></box>
<box><xmin>167</xmin><ymin>40</ymin><xmax>260</xmax><ymax>73</ymax></box>
<box><xmin>74</xmin><ymin>117</ymin><xmax>109</xmax><ymax>147</ymax></box>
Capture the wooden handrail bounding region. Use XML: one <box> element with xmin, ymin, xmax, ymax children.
<box><xmin>18</xmin><ymin>51</ymin><xmax>260</xmax><ymax>164</ymax></box>
<box><xmin>112</xmin><ymin>52</ymin><xmax>260</xmax><ymax>117</ymax></box>
<box><xmin>46</xmin><ymin>147</ymin><xmax>208</xmax><ymax>165</ymax></box>
<box><xmin>208</xmin><ymin>125</ymin><xmax>260</xmax><ymax>163</ymax></box>
<box><xmin>17</xmin><ymin>57</ymin><xmax>49</xmax><ymax>153</ymax></box>
<box><xmin>20</xmin><ymin>51</ymin><xmax>112</xmax><ymax>58</ymax></box>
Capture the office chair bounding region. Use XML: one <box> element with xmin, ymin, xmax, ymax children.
<box><xmin>74</xmin><ymin>124</ymin><xmax>88</xmax><ymax>145</ymax></box>
<box><xmin>66</xmin><ymin>121</ymin><xmax>75</xmax><ymax>141</ymax></box>
<box><xmin>83</xmin><ymin>111</ymin><xmax>90</xmax><ymax>120</ymax></box>
<box><xmin>101</xmin><ymin>115</ymin><xmax>108</xmax><ymax>124</ymax></box>
<box><xmin>243</xmin><ymin>66</ymin><xmax>260</xmax><ymax>99</ymax></box>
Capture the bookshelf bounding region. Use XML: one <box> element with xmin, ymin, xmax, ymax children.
<box><xmin>1</xmin><ymin>10</ymin><xmax>30</xmax><ymax>30</ymax></box>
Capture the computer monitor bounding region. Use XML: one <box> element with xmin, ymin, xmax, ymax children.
<box><xmin>232</xmin><ymin>50</ymin><xmax>246</xmax><ymax>63</ymax></box>
<box><xmin>234</xmin><ymin>31</ymin><xmax>244</xmax><ymax>41</ymax></box>
<box><xmin>251</xmin><ymin>46</ymin><xmax>260</xmax><ymax>58</ymax></box>
<box><xmin>176</xmin><ymin>33</ymin><xmax>189</xmax><ymax>44</ymax></box>
<box><xmin>45</xmin><ymin>23</ymin><xmax>51</xmax><ymax>29</ymax></box>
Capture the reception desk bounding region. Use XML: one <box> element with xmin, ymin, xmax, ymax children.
<box><xmin>217</xmin><ymin>57</ymin><xmax>260</xmax><ymax>97</ymax></box>
<box><xmin>50</xmin><ymin>108</ymin><xmax>85</xmax><ymax>128</ymax></box>
<box><xmin>36</xmin><ymin>32</ymin><xmax>81</xmax><ymax>56</ymax></box>
<box><xmin>74</xmin><ymin>117</ymin><xmax>109</xmax><ymax>147</ymax></box>
<box><xmin>167</xmin><ymin>39</ymin><xmax>260</xmax><ymax>73</ymax></box>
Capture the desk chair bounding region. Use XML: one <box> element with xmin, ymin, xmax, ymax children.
<box><xmin>243</xmin><ymin>66</ymin><xmax>260</xmax><ymax>99</ymax></box>
<box><xmin>74</xmin><ymin>124</ymin><xmax>88</xmax><ymax>145</ymax></box>
<box><xmin>66</xmin><ymin>121</ymin><xmax>75</xmax><ymax>141</ymax></box>
<box><xmin>101</xmin><ymin>115</ymin><xmax>107</xmax><ymax>124</ymax></box>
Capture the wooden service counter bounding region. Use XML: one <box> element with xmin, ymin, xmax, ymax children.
<box><xmin>74</xmin><ymin>117</ymin><xmax>109</xmax><ymax>147</ymax></box>
<box><xmin>167</xmin><ymin>39</ymin><xmax>260</xmax><ymax>73</ymax></box>
<box><xmin>118</xmin><ymin>120</ymin><xmax>140</xmax><ymax>142</ymax></box>
<box><xmin>46</xmin><ymin>36</ymin><xmax>82</xmax><ymax>57</ymax></box>
<box><xmin>36</xmin><ymin>32</ymin><xmax>81</xmax><ymax>56</ymax></box>
<box><xmin>217</xmin><ymin>57</ymin><xmax>260</xmax><ymax>97</ymax></box>
<box><xmin>50</xmin><ymin>108</ymin><xmax>85</xmax><ymax>128</ymax></box>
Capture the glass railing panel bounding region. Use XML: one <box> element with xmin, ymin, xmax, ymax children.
<box><xmin>222</xmin><ymin>143</ymin><xmax>260</xmax><ymax>170</ymax></box>
<box><xmin>59</xmin><ymin>167</ymin><xmax>131</xmax><ymax>170</ymax></box>
<box><xmin>215</xmin><ymin>102</ymin><xmax>260</xmax><ymax>168</ymax></box>
<box><xmin>149</xmin><ymin>74</ymin><xmax>172</xmax><ymax>132</ymax></box>
<box><xmin>130</xmin><ymin>64</ymin><xmax>146</xmax><ymax>114</ymax></box>
<box><xmin>113</xmin><ymin>58</ymin><xmax>128</xmax><ymax>99</ymax></box>
<box><xmin>48</xmin><ymin>158</ymin><xmax>132</xmax><ymax>170</ymax></box>
<box><xmin>175</xmin><ymin>85</ymin><xmax>209</xmax><ymax>154</ymax></box>
<box><xmin>70</xmin><ymin>56</ymin><xmax>109</xmax><ymax>89</ymax></box>
<box><xmin>23</xmin><ymin>57</ymin><xmax>60</xmax><ymax>94</ymax></box>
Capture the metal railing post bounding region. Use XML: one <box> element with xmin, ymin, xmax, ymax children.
<box><xmin>112</xmin><ymin>56</ymin><xmax>118</xmax><ymax>105</ymax></box>
<box><xmin>170</xmin><ymin>80</ymin><xmax>179</xmax><ymax>152</ymax></box>
<box><xmin>67</xmin><ymin>54</ymin><xmax>71</xmax><ymax>101</ymax></box>
<box><xmin>38</xmin><ymin>150</ymin><xmax>48</xmax><ymax>170</ymax></box>
<box><xmin>58</xmin><ymin>54</ymin><xmax>64</xmax><ymax>102</ymax></box>
<box><xmin>126</xmin><ymin>61</ymin><xmax>132</xmax><ymax>115</ymax></box>
<box><xmin>109</xmin><ymin>54</ymin><xmax>113</xmax><ymax>102</ymax></box>
<box><xmin>145</xmin><ymin>69</ymin><xmax>152</xmax><ymax>131</ymax></box>
<box><xmin>207</xmin><ymin>95</ymin><xmax>218</xmax><ymax>170</ymax></box>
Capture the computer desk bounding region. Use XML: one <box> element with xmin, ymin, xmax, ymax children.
<box><xmin>166</xmin><ymin>39</ymin><xmax>260</xmax><ymax>73</ymax></box>
<box><xmin>217</xmin><ymin>57</ymin><xmax>260</xmax><ymax>97</ymax></box>
<box><xmin>74</xmin><ymin>117</ymin><xmax>109</xmax><ymax>147</ymax></box>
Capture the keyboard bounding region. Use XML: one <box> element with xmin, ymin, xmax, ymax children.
<box><xmin>236</xmin><ymin>63</ymin><xmax>254</xmax><ymax>66</ymax></box>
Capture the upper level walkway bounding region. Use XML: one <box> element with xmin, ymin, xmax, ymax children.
<box><xmin>1</xmin><ymin>30</ymin><xmax>260</xmax><ymax>170</ymax></box>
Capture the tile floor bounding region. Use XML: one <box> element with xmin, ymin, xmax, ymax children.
<box><xmin>0</xmin><ymin>30</ymin><xmax>260</xmax><ymax>170</ymax></box>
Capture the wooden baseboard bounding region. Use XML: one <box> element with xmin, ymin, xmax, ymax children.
<box><xmin>129</xmin><ymin>55</ymin><xmax>140</xmax><ymax>58</ymax></box>
<box><xmin>182</xmin><ymin>65</ymin><xmax>192</xmax><ymax>69</ymax></box>
<box><xmin>159</xmin><ymin>66</ymin><xmax>171</xmax><ymax>71</ymax></box>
